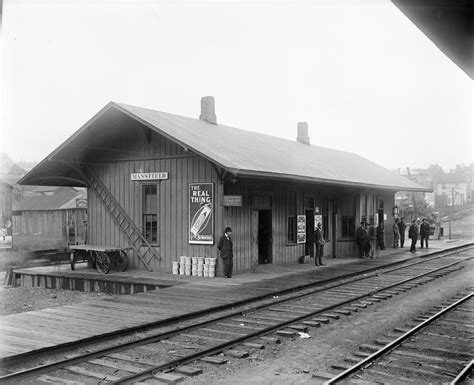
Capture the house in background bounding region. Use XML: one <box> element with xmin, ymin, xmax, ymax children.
<box><xmin>435</xmin><ymin>173</ymin><xmax>471</xmax><ymax>207</ymax></box>
<box><xmin>19</xmin><ymin>97</ymin><xmax>427</xmax><ymax>274</ymax></box>
<box><xmin>12</xmin><ymin>190</ymin><xmax>87</xmax><ymax>245</ymax></box>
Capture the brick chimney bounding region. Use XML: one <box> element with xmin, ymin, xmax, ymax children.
<box><xmin>199</xmin><ymin>96</ymin><xmax>217</xmax><ymax>124</ymax></box>
<box><xmin>296</xmin><ymin>122</ymin><xmax>310</xmax><ymax>145</ymax></box>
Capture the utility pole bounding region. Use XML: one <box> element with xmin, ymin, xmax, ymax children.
<box><xmin>449</xmin><ymin>187</ymin><xmax>454</xmax><ymax>240</ymax></box>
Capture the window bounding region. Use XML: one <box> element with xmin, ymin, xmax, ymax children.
<box><xmin>287</xmin><ymin>191</ymin><xmax>297</xmax><ymax>243</ymax></box>
<box><xmin>341</xmin><ymin>196</ymin><xmax>356</xmax><ymax>238</ymax></box>
<box><xmin>342</xmin><ymin>217</ymin><xmax>355</xmax><ymax>237</ymax></box>
<box><xmin>143</xmin><ymin>185</ymin><xmax>158</xmax><ymax>244</ymax></box>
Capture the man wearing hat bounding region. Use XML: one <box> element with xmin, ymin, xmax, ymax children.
<box><xmin>217</xmin><ymin>227</ymin><xmax>234</xmax><ymax>278</ymax></box>
<box><xmin>313</xmin><ymin>222</ymin><xmax>325</xmax><ymax>266</ymax></box>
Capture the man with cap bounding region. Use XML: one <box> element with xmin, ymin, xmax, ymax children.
<box><xmin>419</xmin><ymin>218</ymin><xmax>430</xmax><ymax>248</ymax></box>
<box><xmin>217</xmin><ymin>227</ymin><xmax>234</xmax><ymax>278</ymax></box>
<box><xmin>408</xmin><ymin>219</ymin><xmax>419</xmax><ymax>253</ymax></box>
<box><xmin>398</xmin><ymin>218</ymin><xmax>406</xmax><ymax>248</ymax></box>
<box><xmin>313</xmin><ymin>222</ymin><xmax>325</xmax><ymax>266</ymax></box>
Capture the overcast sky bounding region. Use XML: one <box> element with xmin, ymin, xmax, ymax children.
<box><xmin>1</xmin><ymin>0</ymin><xmax>472</xmax><ymax>172</ymax></box>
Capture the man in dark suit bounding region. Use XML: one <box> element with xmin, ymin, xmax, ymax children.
<box><xmin>313</xmin><ymin>222</ymin><xmax>325</xmax><ymax>266</ymax></box>
<box><xmin>408</xmin><ymin>220</ymin><xmax>418</xmax><ymax>253</ymax></box>
<box><xmin>217</xmin><ymin>227</ymin><xmax>233</xmax><ymax>278</ymax></box>
<box><xmin>419</xmin><ymin>218</ymin><xmax>430</xmax><ymax>248</ymax></box>
<box><xmin>398</xmin><ymin>218</ymin><xmax>406</xmax><ymax>247</ymax></box>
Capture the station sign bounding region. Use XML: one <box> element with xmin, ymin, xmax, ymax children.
<box><xmin>131</xmin><ymin>172</ymin><xmax>169</xmax><ymax>181</ymax></box>
<box><xmin>223</xmin><ymin>195</ymin><xmax>242</xmax><ymax>207</ymax></box>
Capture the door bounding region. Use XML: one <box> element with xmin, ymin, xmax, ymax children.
<box><xmin>258</xmin><ymin>210</ymin><xmax>272</xmax><ymax>264</ymax></box>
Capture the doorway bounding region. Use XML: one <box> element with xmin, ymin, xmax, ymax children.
<box><xmin>258</xmin><ymin>210</ymin><xmax>272</xmax><ymax>264</ymax></box>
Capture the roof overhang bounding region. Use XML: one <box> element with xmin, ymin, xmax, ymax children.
<box><xmin>392</xmin><ymin>0</ymin><xmax>473</xmax><ymax>79</ymax></box>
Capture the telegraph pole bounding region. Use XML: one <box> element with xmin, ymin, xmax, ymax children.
<box><xmin>449</xmin><ymin>187</ymin><xmax>454</xmax><ymax>240</ymax></box>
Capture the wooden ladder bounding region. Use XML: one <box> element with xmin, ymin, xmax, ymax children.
<box><xmin>83</xmin><ymin>165</ymin><xmax>161</xmax><ymax>271</ymax></box>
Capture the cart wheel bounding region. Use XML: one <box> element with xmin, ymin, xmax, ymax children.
<box><xmin>70</xmin><ymin>252</ymin><xmax>75</xmax><ymax>270</ymax></box>
<box><xmin>116</xmin><ymin>250</ymin><xmax>128</xmax><ymax>272</ymax></box>
<box><xmin>95</xmin><ymin>251</ymin><xmax>111</xmax><ymax>274</ymax></box>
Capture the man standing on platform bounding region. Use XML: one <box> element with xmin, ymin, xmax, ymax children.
<box><xmin>420</xmin><ymin>218</ymin><xmax>430</xmax><ymax>248</ymax></box>
<box><xmin>408</xmin><ymin>220</ymin><xmax>419</xmax><ymax>253</ymax></box>
<box><xmin>356</xmin><ymin>222</ymin><xmax>366</xmax><ymax>258</ymax></box>
<box><xmin>393</xmin><ymin>218</ymin><xmax>400</xmax><ymax>248</ymax></box>
<box><xmin>217</xmin><ymin>227</ymin><xmax>233</xmax><ymax>278</ymax></box>
<box><xmin>398</xmin><ymin>218</ymin><xmax>406</xmax><ymax>248</ymax></box>
<box><xmin>313</xmin><ymin>222</ymin><xmax>325</xmax><ymax>266</ymax></box>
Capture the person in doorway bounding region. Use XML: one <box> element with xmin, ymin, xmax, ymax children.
<box><xmin>356</xmin><ymin>222</ymin><xmax>367</xmax><ymax>258</ymax></box>
<box><xmin>313</xmin><ymin>222</ymin><xmax>325</xmax><ymax>266</ymax></box>
<box><xmin>376</xmin><ymin>223</ymin><xmax>385</xmax><ymax>250</ymax></box>
<box><xmin>408</xmin><ymin>220</ymin><xmax>418</xmax><ymax>253</ymax></box>
<box><xmin>420</xmin><ymin>218</ymin><xmax>430</xmax><ymax>249</ymax></box>
<box><xmin>217</xmin><ymin>227</ymin><xmax>233</xmax><ymax>278</ymax></box>
<box><xmin>398</xmin><ymin>218</ymin><xmax>406</xmax><ymax>248</ymax></box>
<box><xmin>393</xmin><ymin>218</ymin><xmax>400</xmax><ymax>248</ymax></box>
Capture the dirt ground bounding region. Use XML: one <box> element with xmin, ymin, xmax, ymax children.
<box><xmin>182</xmin><ymin>260</ymin><xmax>473</xmax><ymax>385</ymax></box>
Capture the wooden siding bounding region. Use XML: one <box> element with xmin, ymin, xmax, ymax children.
<box><xmin>87</xmin><ymin>128</ymin><xmax>223</xmax><ymax>272</ymax></box>
<box><xmin>13</xmin><ymin>210</ymin><xmax>66</xmax><ymax>238</ymax></box>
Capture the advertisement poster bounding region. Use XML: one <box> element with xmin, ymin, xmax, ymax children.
<box><xmin>314</xmin><ymin>214</ymin><xmax>323</xmax><ymax>230</ymax></box>
<box><xmin>297</xmin><ymin>215</ymin><xmax>306</xmax><ymax>244</ymax></box>
<box><xmin>189</xmin><ymin>183</ymin><xmax>214</xmax><ymax>244</ymax></box>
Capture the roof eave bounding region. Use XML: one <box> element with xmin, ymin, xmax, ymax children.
<box><xmin>236</xmin><ymin>169</ymin><xmax>431</xmax><ymax>192</ymax></box>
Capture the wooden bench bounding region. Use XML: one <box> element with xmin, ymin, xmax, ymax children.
<box><xmin>69</xmin><ymin>245</ymin><xmax>129</xmax><ymax>274</ymax></box>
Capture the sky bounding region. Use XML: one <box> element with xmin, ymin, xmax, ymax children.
<box><xmin>1</xmin><ymin>0</ymin><xmax>472</xmax><ymax>172</ymax></box>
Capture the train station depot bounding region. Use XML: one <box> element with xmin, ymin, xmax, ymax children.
<box><xmin>19</xmin><ymin>97</ymin><xmax>428</xmax><ymax>276</ymax></box>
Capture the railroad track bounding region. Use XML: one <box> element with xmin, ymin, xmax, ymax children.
<box><xmin>325</xmin><ymin>290</ymin><xmax>473</xmax><ymax>384</ymax></box>
<box><xmin>0</xmin><ymin>247</ymin><xmax>472</xmax><ymax>384</ymax></box>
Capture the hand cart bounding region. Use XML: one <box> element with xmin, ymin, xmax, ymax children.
<box><xmin>69</xmin><ymin>244</ymin><xmax>129</xmax><ymax>274</ymax></box>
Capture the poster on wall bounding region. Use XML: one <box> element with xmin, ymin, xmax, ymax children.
<box><xmin>297</xmin><ymin>215</ymin><xmax>306</xmax><ymax>244</ymax></box>
<box><xmin>189</xmin><ymin>183</ymin><xmax>214</xmax><ymax>244</ymax></box>
<box><xmin>314</xmin><ymin>214</ymin><xmax>323</xmax><ymax>230</ymax></box>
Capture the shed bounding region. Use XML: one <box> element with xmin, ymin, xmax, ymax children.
<box><xmin>12</xmin><ymin>191</ymin><xmax>87</xmax><ymax>245</ymax></box>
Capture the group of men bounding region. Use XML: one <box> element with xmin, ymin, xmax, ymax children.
<box><xmin>217</xmin><ymin>217</ymin><xmax>432</xmax><ymax>278</ymax></box>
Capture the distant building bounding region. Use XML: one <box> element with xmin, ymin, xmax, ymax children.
<box><xmin>12</xmin><ymin>191</ymin><xmax>87</xmax><ymax>245</ymax></box>
<box><xmin>435</xmin><ymin>174</ymin><xmax>471</xmax><ymax>206</ymax></box>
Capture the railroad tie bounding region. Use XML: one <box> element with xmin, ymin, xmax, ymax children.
<box><xmin>242</xmin><ymin>342</ymin><xmax>265</xmax><ymax>349</ymax></box>
<box><xmin>334</xmin><ymin>309</ymin><xmax>351</xmax><ymax>316</ymax></box>
<box><xmin>359</xmin><ymin>343</ymin><xmax>380</xmax><ymax>353</ymax></box>
<box><xmin>322</xmin><ymin>313</ymin><xmax>340</xmax><ymax>320</ymax></box>
<box><xmin>152</xmin><ymin>372</ymin><xmax>185</xmax><ymax>384</ymax></box>
<box><xmin>275</xmin><ymin>330</ymin><xmax>297</xmax><ymax>338</ymax></box>
<box><xmin>302</xmin><ymin>320</ymin><xmax>321</xmax><ymax>328</ymax></box>
<box><xmin>173</xmin><ymin>366</ymin><xmax>203</xmax><ymax>377</ymax></box>
<box><xmin>200</xmin><ymin>356</ymin><xmax>228</xmax><ymax>365</ymax></box>
<box><xmin>224</xmin><ymin>349</ymin><xmax>249</xmax><ymax>358</ymax></box>
<box><xmin>287</xmin><ymin>324</ymin><xmax>309</xmax><ymax>333</ymax></box>
<box><xmin>313</xmin><ymin>317</ymin><xmax>330</xmax><ymax>324</ymax></box>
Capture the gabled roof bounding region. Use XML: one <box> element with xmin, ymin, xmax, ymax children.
<box><xmin>13</xmin><ymin>192</ymin><xmax>86</xmax><ymax>211</ymax></box>
<box><xmin>19</xmin><ymin>101</ymin><xmax>428</xmax><ymax>192</ymax></box>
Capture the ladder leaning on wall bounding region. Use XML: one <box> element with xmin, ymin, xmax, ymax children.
<box><xmin>81</xmin><ymin>165</ymin><xmax>161</xmax><ymax>271</ymax></box>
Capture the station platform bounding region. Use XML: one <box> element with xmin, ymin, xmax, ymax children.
<box><xmin>1</xmin><ymin>239</ymin><xmax>472</xmax><ymax>361</ymax></box>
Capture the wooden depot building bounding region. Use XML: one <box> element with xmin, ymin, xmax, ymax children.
<box><xmin>19</xmin><ymin>97</ymin><xmax>427</xmax><ymax>275</ymax></box>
